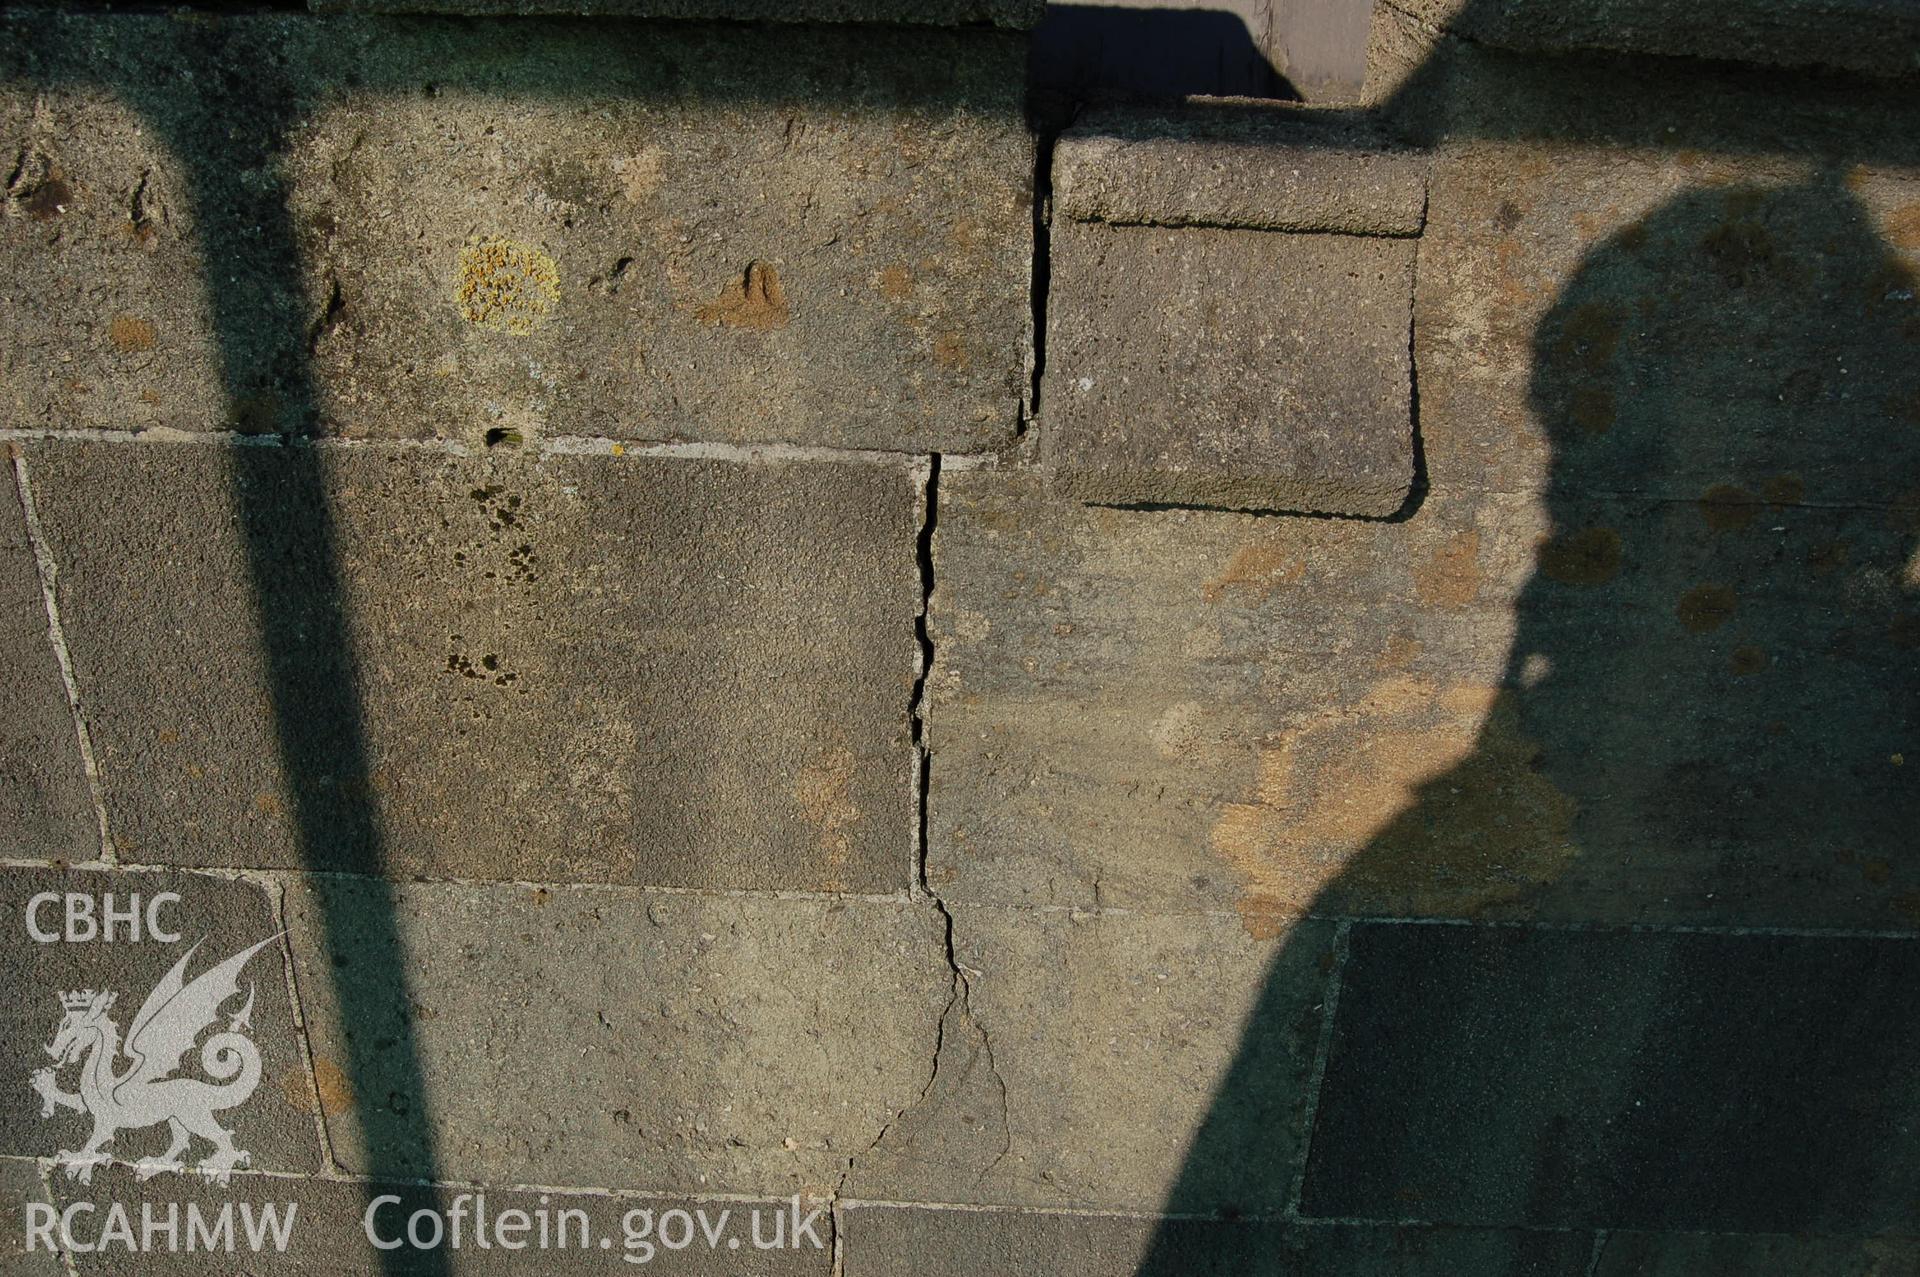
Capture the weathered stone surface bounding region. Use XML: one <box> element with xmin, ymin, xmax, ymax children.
<box><xmin>0</xmin><ymin>464</ymin><xmax>95</xmax><ymax>861</ymax></box>
<box><xmin>1594</xmin><ymin>1232</ymin><xmax>1920</xmax><ymax>1276</ymax></box>
<box><xmin>848</xmin><ymin>905</ymin><xmax>1337</xmax><ymax>1212</ymax></box>
<box><xmin>1045</xmin><ymin>222</ymin><xmax>1414</xmax><ymax>515</ymax></box>
<box><xmin>0</xmin><ymin>14</ymin><xmax>1031</xmax><ymax>451</ymax></box>
<box><xmin>928</xmin><ymin>469</ymin><xmax>1920</xmax><ymax>930</ymax></box>
<box><xmin>29</xmin><ymin>441</ymin><xmax>919</xmax><ymax>889</ymax></box>
<box><xmin>0</xmin><ymin>866</ymin><xmax>321</xmax><ymax>1176</ymax></box>
<box><xmin>1301</xmin><ymin>923</ymin><xmax>1920</xmax><ymax>1231</ymax></box>
<box><xmin>1395</xmin><ymin>0</ymin><xmax>1920</xmax><ymax>81</ymax></box>
<box><xmin>2</xmin><ymin>1159</ymin><xmax>63</xmax><ymax>1276</ymax></box>
<box><xmin>1412</xmin><ymin>149</ymin><xmax>1920</xmax><ymax>504</ymax></box>
<box><xmin>1054</xmin><ymin>104</ymin><xmax>1427</xmax><ymax>235</ymax></box>
<box><xmin>284</xmin><ymin>877</ymin><xmax>950</xmax><ymax>1194</ymax></box>
<box><xmin>316</xmin><ymin>0</ymin><xmax>1041</xmax><ymax>24</ymax></box>
<box><xmin>47</xmin><ymin>1165</ymin><xmax>834</xmax><ymax>1273</ymax></box>
<box><xmin>841</xmin><ymin>1207</ymin><xmax>1594</xmax><ymax>1276</ymax></box>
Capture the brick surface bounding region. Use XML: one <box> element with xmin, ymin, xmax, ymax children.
<box><xmin>1045</xmin><ymin>221</ymin><xmax>1414</xmax><ymax>515</ymax></box>
<box><xmin>0</xmin><ymin>467</ymin><xmax>94</xmax><ymax>861</ymax></box>
<box><xmin>0</xmin><ymin>14</ymin><xmax>1031</xmax><ymax>451</ymax></box>
<box><xmin>30</xmin><ymin>441</ymin><xmax>919</xmax><ymax>889</ymax></box>
<box><xmin>1054</xmin><ymin>104</ymin><xmax>1427</xmax><ymax>235</ymax></box>
<box><xmin>0</xmin><ymin>867</ymin><xmax>321</xmax><ymax>1177</ymax></box>
<box><xmin>848</xmin><ymin>906</ymin><xmax>1338</xmax><ymax>1212</ymax></box>
<box><xmin>46</xmin><ymin>1165</ymin><xmax>834</xmax><ymax>1273</ymax></box>
<box><xmin>1593</xmin><ymin>1231</ymin><xmax>1920</xmax><ymax>1276</ymax></box>
<box><xmin>283</xmin><ymin>877</ymin><xmax>950</xmax><ymax>1195</ymax></box>
<box><xmin>841</xmin><ymin>1207</ymin><xmax>1594</xmax><ymax>1276</ymax></box>
<box><xmin>1300</xmin><ymin>923</ymin><xmax>1920</xmax><ymax>1231</ymax></box>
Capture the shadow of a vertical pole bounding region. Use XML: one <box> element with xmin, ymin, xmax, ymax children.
<box><xmin>119</xmin><ymin>22</ymin><xmax>450</xmax><ymax>1273</ymax></box>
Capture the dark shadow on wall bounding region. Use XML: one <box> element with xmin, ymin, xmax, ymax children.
<box><xmin>1137</xmin><ymin>171</ymin><xmax>1920</xmax><ymax>1268</ymax></box>
<box><xmin>58</xmin><ymin>20</ymin><xmax>453</xmax><ymax>1274</ymax></box>
<box><xmin>1031</xmin><ymin>5</ymin><xmax>1296</xmax><ymax>103</ymax></box>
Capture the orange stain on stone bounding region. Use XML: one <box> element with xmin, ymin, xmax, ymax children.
<box><xmin>1210</xmin><ymin>679</ymin><xmax>1576</xmax><ymax>937</ymax></box>
<box><xmin>1203</xmin><ymin>542</ymin><xmax>1307</xmax><ymax>603</ymax></box>
<box><xmin>1414</xmin><ymin>530</ymin><xmax>1482</xmax><ymax>610</ymax></box>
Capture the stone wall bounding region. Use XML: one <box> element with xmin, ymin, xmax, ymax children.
<box><xmin>3</xmin><ymin>2</ymin><xmax>1919</xmax><ymax>1274</ymax></box>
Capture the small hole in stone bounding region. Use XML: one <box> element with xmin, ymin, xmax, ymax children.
<box><xmin>485</xmin><ymin>427</ymin><xmax>523</xmax><ymax>449</ymax></box>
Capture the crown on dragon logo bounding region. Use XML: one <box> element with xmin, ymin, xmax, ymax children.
<box><xmin>34</xmin><ymin>937</ymin><xmax>278</xmax><ymax>1186</ymax></box>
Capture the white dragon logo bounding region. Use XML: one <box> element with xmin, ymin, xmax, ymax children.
<box><xmin>29</xmin><ymin>935</ymin><xmax>279</xmax><ymax>1185</ymax></box>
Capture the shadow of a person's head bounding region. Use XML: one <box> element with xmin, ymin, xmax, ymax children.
<box><xmin>1510</xmin><ymin>175</ymin><xmax>1920</xmax><ymax>924</ymax></box>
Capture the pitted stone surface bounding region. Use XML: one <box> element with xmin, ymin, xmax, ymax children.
<box><xmin>28</xmin><ymin>441</ymin><xmax>920</xmax><ymax>889</ymax></box>
<box><xmin>283</xmin><ymin>877</ymin><xmax>950</xmax><ymax>1195</ymax></box>
<box><xmin>1055</xmin><ymin>104</ymin><xmax>1428</xmax><ymax>235</ymax></box>
<box><xmin>0</xmin><ymin>866</ymin><xmax>321</xmax><ymax>1176</ymax></box>
<box><xmin>0</xmin><ymin>465</ymin><xmax>95</xmax><ymax>861</ymax></box>
<box><xmin>0</xmin><ymin>14</ymin><xmax>1032</xmax><ymax>451</ymax></box>
<box><xmin>1046</xmin><ymin>221</ymin><xmax>1415</xmax><ymax>515</ymax></box>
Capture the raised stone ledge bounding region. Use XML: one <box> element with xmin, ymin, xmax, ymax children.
<box><xmin>1053</xmin><ymin>103</ymin><xmax>1428</xmax><ymax>236</ymax></box>
<box><xmin>1043</xmin><ymin>220</ymin><xmax>1416</xmax><ymax>516</ymax></box>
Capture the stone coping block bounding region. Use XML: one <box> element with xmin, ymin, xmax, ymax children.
<box><xmin>1044</xmin><ymin>220</ymin><xmax>1415</xmax><ymax>515</ymax></box>
<box><xmin>311</xmin><ymin>0</ymin><xmax>1043</xmax><ymax>25</ymax></box>
<box><xmin>0</xmin><ymin>866</ymin><xmax>322</xmax><ymax>1177</ymax></box>
<box><xmin>1302</xmin><ymin>923</ymin><xmax>1920</xmax><ymax>1231</ymax></box>
<box><xmin>28</xmin><ymin>441</ymin><xmax>920</xmax><ymax>890</ymax></box>
<box><xmin>0</xmin><ymin>13</ymin><xmax>1031</xmax><ymax>451</ymax></box>
<box><xmin>840</xmin><ymin>1206</ymin><xmax>1595</xmax><ymax>1275</ymax></box>
<box><xmin>1397</xmin><ymin>0</ymin><xmax>1920</xmax><ymax>81</ymax></box>
<box><xmin>1</xmin><ymin>462</ymin><xmax>96</xmax><ymax>862</ymax></box>
<box><xmin>283</xmin><ymin>876</ymin><xmax>950</xmax><ymax>1195</ymax></box>
<box><xmin>1054</xmin><ymin>103</ymin><xmax>1428</xmax><ymax>236</ymax></box>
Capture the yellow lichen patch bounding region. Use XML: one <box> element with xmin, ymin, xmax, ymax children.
<box><xmin>455</xmin><ymin>237</ymin><xmax>560</xmax><ymax>334</ymax></box>
<box><xmin>1414</xmin><ymin>529</ymin><xmax>1482</xmax><ymax>610</ymax></box>
<box><xmin>1203</xmin><ymin>541</ymin><xmax>1306</xmax><ymax>603</ymax></box>
<box><xmin>1211</xmin><ymin>681</ymin><xmax>1577</xmax><ymax>935</ymax></box>
<box><xmin>108</xmin><ymin>314</ymin><xmax>156</xmax><ymax>353</ymax></box>
<box><xmin>698</xmin><ymin>261</ymin><xmax>790</xmax><ymax>331</ymax></box>
<box><xmin>793</xmin><ymin>745</ymin><xmax>861</xmax><ymax>890</ymax></box>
